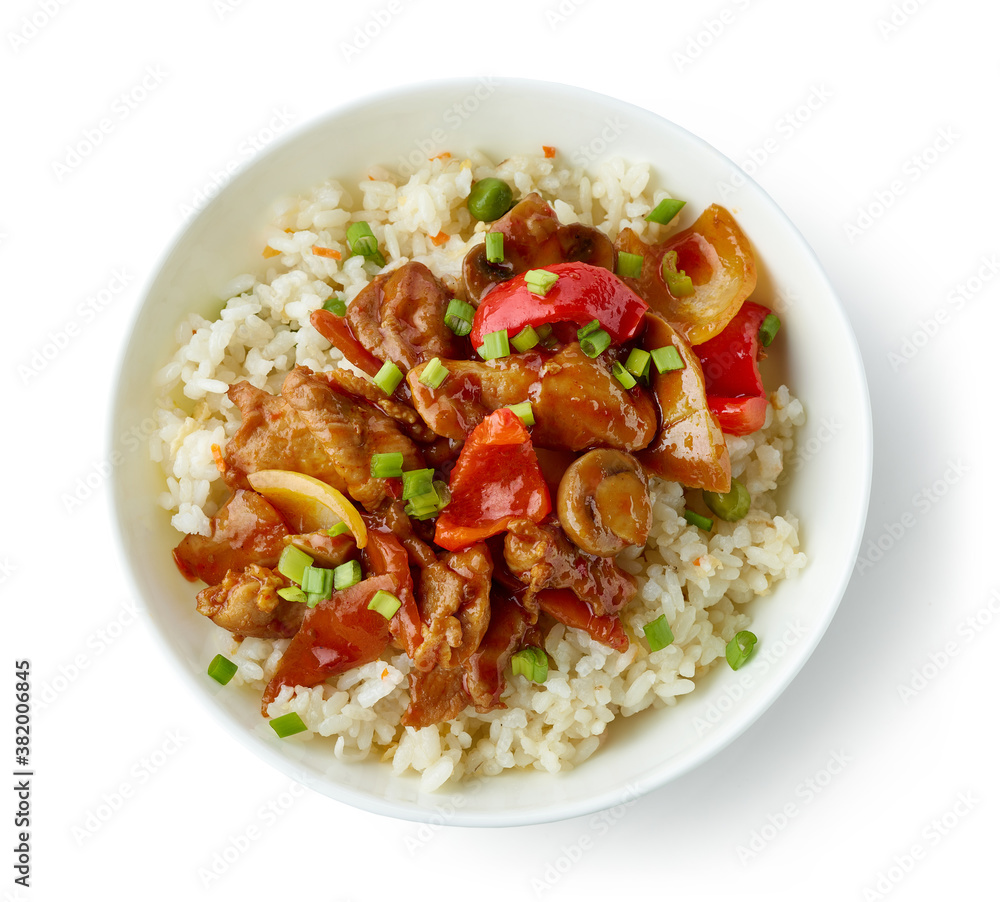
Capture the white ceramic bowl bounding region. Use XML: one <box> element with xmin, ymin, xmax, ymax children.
<box><xmin>110</xmin><ymin>78</ymin><xmax>871</xmax><ymax>826</ymax></box>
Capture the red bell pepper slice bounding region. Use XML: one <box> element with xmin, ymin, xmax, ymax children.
<box><xmin>536</xmin><ymin>588</ymin><xmax>629</xmax><ymax>652</ymax></box>
<box><xmin>310</xmin><ymin>309</ymin><xmax>385</xmax><ymax>378</ymax></box>
<box><xmin>434</xmin><ymin>408</ymin><xmax>551</xmax><ymax>552</ymax></box>
<box><xmin>363</xmin><ymin>529</ymin><xmax>423</xmax><ymax>662</ymax></box>
<box><xmin>469</xmin><ymin>261</ymin><xmax>648</xmax><ymax>348</ymax></box>
<box><xmin>695</xmin><ymin>301</ymin><xmax>772</xmax><ymax>436</ymax></box>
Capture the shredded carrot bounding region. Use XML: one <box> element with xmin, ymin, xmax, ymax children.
<box><xmin>430</xmin><ymin>231</ymin><xmax>449</xmax><ymax>247</ymax></box>
<box><xmin>368</xmin><ymin>175</ymin><xmax>375</xmax><ymax>180</ymax></box>
<box><xmin>311</xmin><ymin>245</ymin><xmax>342</xmax><ymax>260</ymax></box>
<box><xmin>262</xmin><ymin>246</ymin><xmax>281</xmax><ymax>258</ymax></box>
<box><xmin>430</xmin><ymin>151</ymin><xmax>452</xmax><ymax>161</ymax></box>
<box><xmin>543</xmin><ymin>145</ymin><xmax>556</xmax><ymax>158</ymax></box>
<box><xmin>210</xmin><ymin>443</ymin><xmax>225</xmax><ymax>474</ymax></box>
<box><xmin>381</xmin><ymin>667</ymin><xmax>389</xmax><ymax>680</ymax></box>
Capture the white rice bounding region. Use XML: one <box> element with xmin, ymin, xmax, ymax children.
<box><xmin>153</xmin><ymin>149</ymin><xmax>807</xmax><ymax>785</ymax></box>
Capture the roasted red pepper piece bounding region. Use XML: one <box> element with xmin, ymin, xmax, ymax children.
<box><xmin>261</xmin><ymin>573</ymin><xmax>396</xmax><ymax>713</ymax></box>
<box><xmin>363</xmin><ymin>530</ymin><xmax>423</xmax><ymax>663</ymax></box>
<box><xmin>310</xmin><ymin>308</ymin><xmax>385</xmax><ymax>378</ymax></box>
<box><xmin>536</xmin><ymin>588</ymin><xmax>629</xmax><ymax>652</ymax></box>
<box><xmin>469</xmin><ymin>261</ymin><xmax>648</xmax><ymax>348</ymax></box>
<box><xmin>695</xmin><ymin>301</ymin><xmax>771</xmax><ymax>436</ymax></box>
<box><xmin>434</xmin><ymin>408</ymin><xmax>551</xmax><ymax>552</ymax></box>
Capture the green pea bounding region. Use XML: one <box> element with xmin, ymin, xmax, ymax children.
<box><xmin>467</xmin><ymin>178</ymin><xmax>513</xmax><ymax>222</ymax></box>
<box><xmin>702</xmin><ymin>478</ymin><xmax>751</xmax><ymax>522</ymax></box>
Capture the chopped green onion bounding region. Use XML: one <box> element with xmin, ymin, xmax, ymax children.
<box><xmin>277</xmin><ymin>586</ymin><xmax>308</xmax><ymax>604</ymax></box>
<box><xmin>368</xmin><ymin>589</ymin><xmax>401</xmax><ymax>620</ymax></box>
<box><xmin>684</xmin><ymin>509</ymin><xmax>713</xmax><ymax>531</ymax></box>
<box><xmin>405</xmin><ymin>490</ymin><xmax>443</xmax><ymax>520</ymax></box>
<box><xmin>650</xmin><ymin>345</ymin><xmax>684</xmax><ymax>373</ymax></box>
<box><xmin>511</xmin><ymin>647</ymin><xmax>548</xmax><ymax>683</ymax></box>
<box><xmin>577</xmin><ymin>318</ymin><xmax>601</xmax><ymax>340</ymax></box>
<box><xmin>207</xmin><ymin>654</ymin><xmax>238</xmax><ymax>685</ymax></box>
<box><xmin>758</xmin><ymin>313</ymin><xmax>781</xmax><ymax>347</ymax></box>
<box><xmin>333</xmin><ymin>559</ymin><xmax>362</xmax><ymax>590</ymax></box>
<box><xmin>301</xmin><ymin>565</ymin><xmax>333</xmax><ymax>598</ymax></box>
<box><xmin>373</xmin><ymin>359</ymin><xmax>403</xmax><ymax>395</ymax></box>
<box><xmin>479</xmin><ymin>329</ymin><xmax>510</xmax><ymax>360</ymax></box>
<box><xmin>277</xmin><ymin>545</ymin><xmax>314</xmax><ymax>585</ymax></box>
<box><xmin>726</xmin><ymin>630</ymin><xmax>758</xmax><ymax>670</ymax></box>
<box><xmin>612</xmin><ymin>360</ymin><xmax>637</xmax><ymax>390</ymax></box>
<box><xmin>535</xmin><ymin>323</ymin><xmax>554</xmax><ymax>342</ymax></box>
<box><xmin>346</xmin><ymin>221</ymin><xmax>385</xmax><ymax>266</ymax></box>
<box><xmin>506</xmin><ymin>402</ymin><xmax>535</xmax><ymax>426</ymax></box>
<box><xmin>444</xmin><ymin>298</ymin><xmax>475</xmax><ymax>337</ymax></box>
<box><xmin>322</xmin><ymin>296</ymin><xmax>347</xmax><ymax>316</ymax></box>
<box><xmin>579</xmin><ymin>328</ymin><xmax>611</xmax><ymax>358</ymax></box>
<box><xmin>370</xmin><ymin>452</ymin><xmax>404</xmax><ymax>479</ymax></box>
<box><xmin>326</xmin><ymin>521</ymin><xmax>350</xmax><ymax>538</ymax></box>
<box><xmin>418</xmin><ymin>357</ymin><xmax>449</xmax><ymax>389</ymax></box>
<box><xmin>485</xmin><ymin>231</ymin><xmax>504</xmax><ymax>263</ymax></box>
<box><xmin>270</xmin><ymin>712</ymin><xmax>307</xmax><ymax>738</ymax></box>
<box><xmin>661</xmin><ymin>250</ymin><xmax>694</xmax><ymax>296</ymax></box>
<box><xmin>625</xmin><ymin>348</ymin><xmax>652</xmax><ymax>380</ymax></box>
<box><xmin>616</xmin><ymin>251</ymin><xmax>643</xmax><ymax>279</ymax></box>
<box><xmin>525</xmin><ymin>269</ymin><xmax>559</xmax><ymax>297</ymax></box>
<box><xmin>643</xmin><ymin>615</ymin><xmax>674</xmax><ymax>652</ymax></box>
<box><xmin>646</xmin><ymin>197</ymin><xmax>686</xmax><ymax>224</ymax></box>
<box><xmin>401</xmin><ymin>468</ymin><xmax>435</xmax><ymax>500</ymax></box>
<box><xmin>510</xmin><ymin>324</ymin><xmax>540</xmax><ymax>352</ymax></box>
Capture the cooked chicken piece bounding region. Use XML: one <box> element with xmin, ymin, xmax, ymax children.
<box><xmin>402</xmin><ymin>665</ymin><xmax>469</xmax><ymax>729</ymax></box>
<box><xmin>281</xmin><ymin>367</ymin><xmax>425</xmax><ymax>511</ymax></box>
<box><xmin>464</xmin><ymin>589</ymin><xmax>529</xmax><ymax>712</ymax></box>
<box><xmin>347</xmin><ymin>261</ymin><xmax>464</xmax><ymax>372</ymax></box>
<box><xmin>504</xmin><ymin>519</ymin><xmax>637</xmax><ymax>618</ymax></box>
<box><xmin>463</xmin><ymin>193</ymin><xmax>615</xmax><ymax>302</ymax></box>
<box><xmin>196</xmin><ymin>564</ymin><xmax>304</xmax><ymax>639</ymax></box>
<box><xmin>408</xmin><ymin>343</ymin><xmax>657</xmax><ymax>451</ymax></box>
<box><xmin>319</xmin><ymin>368</ymin><xmax>435</xmax><ymax>444</ymax></box>
<box><xmin>173</xmin><ymin>489</ymin><xmax>290</xmax><ymax>585</ymax></box>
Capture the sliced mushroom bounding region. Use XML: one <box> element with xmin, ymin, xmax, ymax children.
<box><xmin>556</xmin><ymin>450</ymin><xmax>652</xmax><ymax>557</ymax></box>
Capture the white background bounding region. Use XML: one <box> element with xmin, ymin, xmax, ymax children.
<box><xmin>3</xmin><ymin>0</ymin><xmax>996</xmax><ymax>899</ymax></box>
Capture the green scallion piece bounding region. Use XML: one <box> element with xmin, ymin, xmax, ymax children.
<box><xmin>370</xmin><ymin>452</ymin><xmax>404</xmax><ymax>479</ymax></box>
<box><xmin>479</xmin><ymin>329</ymin><xmax>510</xmax><ymax>360</ymax></box>
<box><xmin>277</xmin><ymin>545</ymin><xmax>314</xmax><ymax>585</ymax></box>
<box><xmin>404</xmin><ymin>494</ymin><xmax>440</xmax><ymax>520</ymax></box>
<box><xmin>684</xmin><ymin>509</ymin><xmax>713</xmax><ymax>531</ymax></box>
<box><xmin>346</xmin><ymin>221</ymin><xmax>385</xmax><ymax>266</ymax></box>
<box><xmin>612</xmin><ymin>360</ymin><xmax>637</xmax><ymax>390</ymax></box>
<box><xmin>535</xmin><ymin>323</ymin><xmax>554</xmax><ymax>342</ymax></box>
<box><xmin>643</xmin><ymin>615</ymin><xmax>674</xmax><ymax>652</ymax></box>
<box><xmin>300</xmin><ymin>566</ymin><xmax>333</xmax><ymax>598</ymax></box>
<box><xmin>368</xmin><ymin>589</ymin><xmax>402</xmax><ymax>620</ymax></box>
<box><xmin>485</xmin><ymin>231</ymin><xmax>504</xmax><ymax>263</ymax></box>
<box><xmin>511</xmin><ymin>647</ymin><xmax>548</xmax><ymax>683</ymax></box>
<box><xmin>650</xmin><ymin>345</ymin><xmax>684</xmax><ymax>374</ymax></box>
<box><xmin>646</xmin><ymin>198</ymin><xmax>686</xmax><ymax>224</ymax></box>
<box><xmin>322</xmin><ymin>296</ymin><xmax>347</xmax><ymax>316</ymax></box>
<box><xmin>207</xmin><ymin>654</ymin><xmax>238</xmax><ymax>685</ymax></box>
<box><xmin>277</xmin><ymin>586</ymin><xmax>308</xmax><ymax>604</ymax></box>
<box><xmin>616</xmin><ymin>252</ymin><xmax>643</xmax><ymax>279</ymax></box>
<box><xmin>326</xmin><ymin>521</ymin><xmax>350</xmax><ymax>538</ymax></box>
<box><xmin>270</xmin><ymin>712</ymin><xmax>308</xmax><ymax>738</ymax></box>
<box><xmin>525</xmin><ymin>269</ymin><xmax>559</xmax><ymax>297</ymax></box>
<box><xmin>506</xmin><ymin>402</ymin><xmax>535</xmax><ymax>426</ymax></box>
<box><xmin>758</xmin><ymin>313</ymin><xmax>781</xmax><ymax>347</ymax></box>
<box><xmin>510</xmin><ymin>324</ymin><xmax>540</xmax><ymax>352</ymax></box>
<box><xmin>577</xmin><ymin>318</ymin><xmax>601</xmax><ymax>339</ymax></box>
<box><xmin>373</xmin><ymin>359</ymin><xmax>403</xmax><ymax>396</ymax></box>
<box><xmin>401</xmin><ymin>468</ymin><xmax>435</xmax><ymax>501</ymax></box>
<box><xmin>579</xmin><ymin>328</ymin><xmax>611</xmax><ymax>358</ymax></box>
<box><xmin>726</xmin><ymin>630</ymin><xmax>758</xmax><ymax>670</ymax></box>
<box><xmin>625</xmin><ymin>347</ymin><xmax>651</xmax><ymax>380</ymax></box>
<box><xmin>444</xmin><ymin>298</ymin><xmax>475</xmax><ymax>337</ymax></box>
<box><xmin>418</xmin><ymin>357</ymin><xmax>449</xmax><ymax>390</ymax></box>
<box><xmin>661</xmin><ymin>250</ymin><xmax>694</xmax><ymax>296</ymax></box>
<box><xmin>333</xmin><ymin>559</ymin><xmax>362</xmax><ymax>591</ymax></box>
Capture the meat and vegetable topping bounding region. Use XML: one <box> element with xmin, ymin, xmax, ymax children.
<box><xmin>175</xmin><ymin>187</ymin><xmax>780</xmax><ymax>730</ymax></box>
